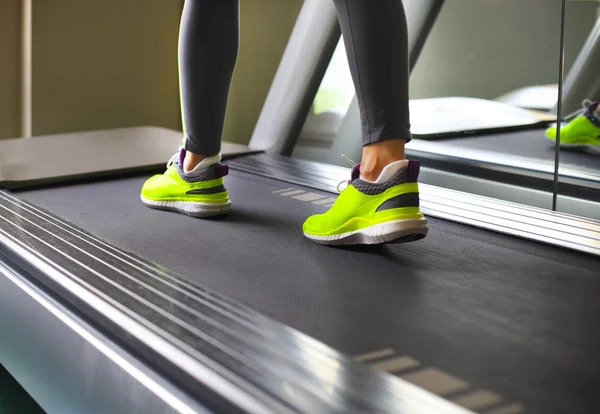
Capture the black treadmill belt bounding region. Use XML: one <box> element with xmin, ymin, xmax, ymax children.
<box><xmin>18</xmin><ymin>171</ymin><xmax>600</xmax><ymax>414</ymax></box>
<box><xmin>436</xmin><ymin>129</ymin><xmax>599</xmax><ymax>171</ymax></box>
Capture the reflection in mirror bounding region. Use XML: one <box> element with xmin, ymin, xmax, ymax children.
<box><xmin>293</xmin><ymin>0</ymin><xmax>570</xmax><ymax>210</ymax></box>
<box><xmin>555</xmin><ymin>1</ymin><xmax>600</xmax><ymax>220</ymax></box>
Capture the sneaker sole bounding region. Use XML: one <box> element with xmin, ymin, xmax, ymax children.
<box><xmin>303</xmin><ymin>218</ymin><xmax>429</xmax><ymax>246</ymax></box>
<box><xmin>140</xmin><ymin>195</ymin><xmax>232</xmax><ymax>218</ymax></box>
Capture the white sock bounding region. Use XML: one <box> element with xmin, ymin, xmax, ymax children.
<box><xmin>183</xmin><ymin>153</ymin><xmax>222</xmax><ymax>175</ymax></box>
<box><xmin>359</xmin><ymin>160</ymin><xmax>409</xmax><ymax>184</ymax></box>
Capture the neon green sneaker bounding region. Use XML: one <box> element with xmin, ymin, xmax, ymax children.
<box><xmin>141</xmin><ymin>148</ymin><xmax>232</xmax><ymax>217</ymax></box>
<box><xmin>303</xmin><ymin>160</ymin><xmax>428</xmax><ymax>245</ymax></box>
<box><xmin>546</xmin><ymin>100</ymin><xmax>600</xmax><ymax>154</ymax></box>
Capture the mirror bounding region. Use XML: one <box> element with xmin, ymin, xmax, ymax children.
<box><xmin>293</xmin><ymin>0</ymin><xmax>565</xmax><ymax>210</ymax></box>
<box><xmin>555</xmin><ymin>1</ymin><xmax>600</xmax><ymax>221</ymax></box>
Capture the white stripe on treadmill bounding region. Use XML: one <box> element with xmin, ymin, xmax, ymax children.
<box><xmin>312</xmin><ymin>198</ymin><xmax>337</xmax><ymax>205</ymax></box>
<box><xmin>272</xmin><ymin>188</ymin><xmax>295</xmax><ymax>194</ymax></box>
<box><xmin>353</xmin><ymin>348</ymin><xmax>395</xmax><ymax>363</ymax></box>
<box><xmin>402</xmin><ymin>368</ymin><xmax>469</xmax><ymax>396</ymax></box>
<box><xmin>451</xmin><ymin>389</ymin><xmax>502</xmax><ymax>411</ymax></box>
<box><xmin>279</xmin><ymin>189</ymin><xmax>305</xmax><ymax>197</ymax></box>
<box><xmin>486</xmin><ymin>403</ymin><xmax>524</xmax><ymax>414</ymax></box>
<box><xmin>372</xmin><ymin>356</ymin><xmax>420</xmax><ymax>374</ymax></box>
<box><xmin>292</xmin><ymin>193</ymin><xmax>325</xmax><ymax>202</ymax></box>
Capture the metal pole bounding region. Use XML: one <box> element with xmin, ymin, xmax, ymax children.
<box><xmin>248</xmin><ymin>0</ymin><xmax>340</xmax><ymax>155</ymax></box>
<box><xmin>552</xmin><ymin>0</ymin><xmax>567</xmax><ymax>211</ymax></box>
<box><xmin>552</xmin><ymin>15</ymin><xmax>600</xmax><ymax>116</ymax></box>
<box><xmin>21</xmin><ymin>0</ymin><xmax>32</xmax><ymax>138</ymax></box>
<box><xmin>404</xmin><ymin>0</ymin><xmax>445</xmax><ymax>71</ymax></box>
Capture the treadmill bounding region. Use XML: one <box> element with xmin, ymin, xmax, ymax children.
<box><xmin>2</xmin><ymin>2</ymin><xmax>600</xmax><ymax>414</ymax></box>
<box><xmin>3</xmin><ymin>130</ymin><xmax>600</xmax><ymax>414</ymax></box>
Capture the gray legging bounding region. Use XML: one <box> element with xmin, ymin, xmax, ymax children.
<box><xmin>179</xmin><ymin>0</ymin><xmax>411</xmax><ymax>157</ymax></box>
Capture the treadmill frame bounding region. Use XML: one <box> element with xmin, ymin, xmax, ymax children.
<box><xmin>554</xmin><ymin>15</ymin><xmax>600</xmax><ymax>115</ymax></box>
<box><xmin>2</xmin><ymin>151</ymin><xmax>599</xmax><ymax>414</ymax></box>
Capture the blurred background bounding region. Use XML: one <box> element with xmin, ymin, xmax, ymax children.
<box><xmin>0</xmin><ymin>0</ymin><xmax>303</xmax><ymax>144</ymax></box>
<box><xmin>0</xmin><ymin>0</ymin><xmax>595</xmax><ymax>144</ymax></box>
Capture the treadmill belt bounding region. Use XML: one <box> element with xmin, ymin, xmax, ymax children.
<box><xmin>18</xmin><ymin>170</ymin><xmax>600</xmax><ymax>414</ymax></box>
<box><xmin>436</xmin><ymin>129</ymin><xmax>599</xmax><ymax>172</ymax></box>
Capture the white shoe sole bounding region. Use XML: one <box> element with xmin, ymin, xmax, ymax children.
<box><xmin>304</xmin><ymin>218</ymin><xmax>429</xmax><ymax>246</ymax></box>
<box><xmin>141</xmin><ymin>195</ymin><xmax>232</xmax><ymax>218</ymax></box>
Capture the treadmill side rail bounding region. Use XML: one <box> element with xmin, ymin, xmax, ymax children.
<box><xmin>0</xmin><ymin>261</ymin><xmax>210</xmax><ymax>414</ymax></box>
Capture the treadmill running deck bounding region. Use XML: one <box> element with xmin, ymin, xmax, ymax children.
<box><xmin>17</xmin><ymin>168</ymin><xmax>600</xmax><ymax>414</ymax></box>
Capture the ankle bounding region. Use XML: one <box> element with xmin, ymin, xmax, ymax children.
<box><xmin>360</xmin><ymin>139</ymin><xmax>406</xmax><ymax>181</ymax></box>
<box><xmin>183</xmin><ymin>151</ymin><xmax>210</xmax><ymax>173</ymax></box>
<box><xmin>360</xmin><ymin>161</ymin><xmax>388</xmax><ymax>182</ymax></box>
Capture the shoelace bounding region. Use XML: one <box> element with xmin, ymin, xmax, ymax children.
<box><xmin>166</xmin><ymin>146</ymin><xmax>184</xmax><ymax>168</ymax></box>
<box><xmin>562</xmin><ymin>99</ymin><xmax>594</xmax><ymax>121</ymax></box>
<box><xmin>337</xmin><ymin>154</ymin><xmax>357</xmax><ymax>193</ymax></box>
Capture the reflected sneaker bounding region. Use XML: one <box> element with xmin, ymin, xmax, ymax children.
<box><xmin>140</xmin><ymin>148</ymin><xmax>232</xmax><ymax>217</ymax></box>
<box><xmin>545</xmin><ymin>100</ymin><xmax>600</xmax><ymax>154</ymax></box>
<box><xmin>302</xmin><ymin>160</ymin><xmax>428</xmax><ymax>245</ymax></box>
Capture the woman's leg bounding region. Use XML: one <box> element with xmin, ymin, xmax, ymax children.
<box><xmin>141</xmin><ymin>0</ymin><xmax>239</xmax><ymax>217</ymax></box>
<box><xmin>332</xmin><ymin>0</ymin><xmax>411</xmax><ymax>181</ymax></box>
<box><xmin>179</xmin><ymin>0</ymin><xmax>240</xmax><ymax>171</ymax></box>
<box><xmin>303</xmin><ymin>1</ymin><xmax>428</xmax><ymax>245</ymax></box>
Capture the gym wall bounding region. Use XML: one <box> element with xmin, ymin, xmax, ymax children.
<box><xmin>0</xmin><ymin>0</ymin><xmax>303</xmax><ymax>144</ymax></box>
<box><xmin>410</xmin><ymin>0</ymin><xmax>597</xmax><ymax>99</ymax></box>
<box><xmin>223</xmin><ymin>0</ymin><xmax>304</xmax><ymax>144</ymax></box>
<box><xmin>30</xmin><ymin>0</ymin><xmax>183</xmax><ymax>140</ymax></box>
<box><xmin>0</xmin><ymin>0</ymin><xmax>20</xmax><ymax>141</ymax></box>
<box><xmin>0</xmin><ymin>1</ymin><xmax>594</xmax><ymax>143</ymax></box>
